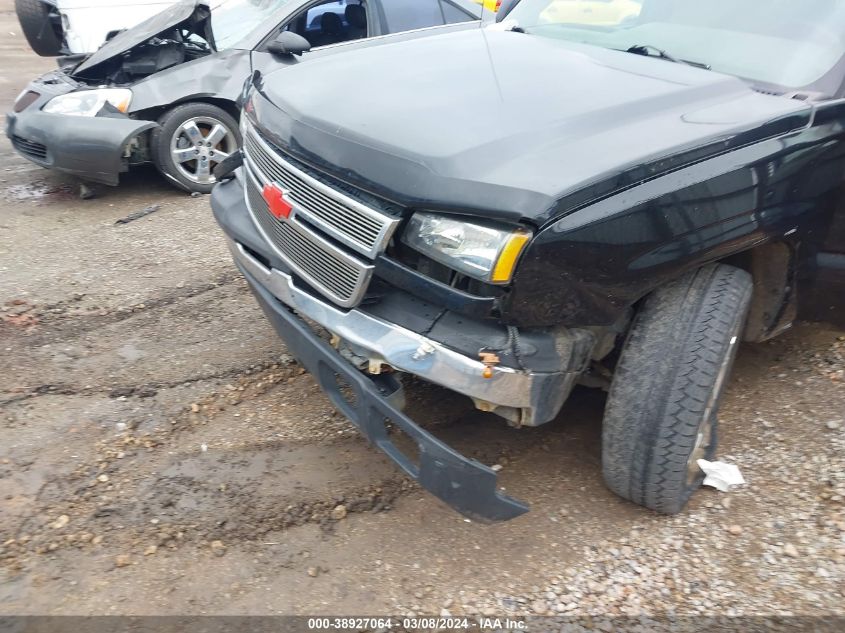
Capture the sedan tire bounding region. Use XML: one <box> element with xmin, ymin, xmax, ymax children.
<box><xmin>601</xmin><ymin>263</ymin><xmax>753</xmax><ymax>514</ymax></box>
<box><xmin>151</xmin><ymin>102</ymin><xmax>241</xmax><ymax>194</ymax></box>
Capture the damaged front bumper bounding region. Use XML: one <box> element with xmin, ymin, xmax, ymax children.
<box><xmin>234</xmin><ymin>242</ymin><xmax>530</xmax><ymax>522</ymax></box>
<box><xmin>212</xmin><ymin>173</ymin><xmax>587</xmax><ymax>521</ymax></box>
<box><xmin>6</xmin><ymin>73</ymin><xmax>156</xmax><ymax>185</ymax></box>
<box><xmin>229</xmin><ymin>238</ymin><xmax>568</xmax><ymax>424</ymax></box>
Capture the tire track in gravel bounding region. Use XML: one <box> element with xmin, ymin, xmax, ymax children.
<box><xmin>5</xmin><ymin>270</ymin><xmax>244</xmax><ymax>342</ymax></box>
<box><xmin>0</xmin><ymin>359</ymin><xmax>287</xmax><ymax>407</ymax></box>
<box><xmin>4</xmin><ymin>364</ymin><xmax>408</xmax><ymax>550</ymax></box>
<box><xmin>2</xmin><ymin>353</ymin><xmax>567</xmax><ymax>566</ymax></box>
<box><xmin>1</xmin><ymin>281</ymin><xmax>284</xmax><ymax>400</ymax></box>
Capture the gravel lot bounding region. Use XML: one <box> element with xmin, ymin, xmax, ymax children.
<box><xmin>0</xmin><ymin>1</ymin><xmax>843</xmax><ymax>625</ymax></box>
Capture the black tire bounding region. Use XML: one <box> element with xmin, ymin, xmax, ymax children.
<box><xmin>602</xmin><ymin>264</ymin><xmax>753</xmax><ymax>514</ymax></box>
<box><xmin>15</xmin><ymin>0</ymin><xmax>63</xmax><ymax>57</ymax></box>
<box><xmin>151</xmin><ymin>102</ymin><xmax>241</xmax><ymax>194</ymax></box>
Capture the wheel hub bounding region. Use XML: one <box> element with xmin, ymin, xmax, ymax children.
<box><xmin>170</xmin><ymin>116</ymin><xmax>235</xmax><ymax>185</ymax></box>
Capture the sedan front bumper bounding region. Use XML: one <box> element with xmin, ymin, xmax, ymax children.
<box><xmin>7</xmin><ymin>109</ymin><xmax>156</xmax><ymax>186</ymax></box>
<box><xmin>6</xmin><ymin>72</ymin><xmax>157</xmax><ymax>186</ymax></box>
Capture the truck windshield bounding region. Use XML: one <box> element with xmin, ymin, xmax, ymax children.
<box><xmin>211</xmin><ymin>0</ymin><xmax>294</xmax><ymax>49</ymax></box>
<box><xmin>504</xmin><ymin>0</ymin><xmax>845</xmax><ymax>91</ymax></box>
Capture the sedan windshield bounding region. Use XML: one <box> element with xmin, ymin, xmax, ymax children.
<box><xmin>505</xmin><ymin>0</ymin><xmax>845</xmax><ymax>92</ymax></box>
<box><xmin>211</xmin><ymin>0</ymin><xmax>294</xmax><ymax>49</ymax></box>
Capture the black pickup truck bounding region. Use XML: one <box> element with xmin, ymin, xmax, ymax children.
<box><xmin>212</xmin><ymin>0</ymin><xmax>845</xmax><ymax>521</ymax></box>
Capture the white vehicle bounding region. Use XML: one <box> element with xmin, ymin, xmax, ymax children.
<box><xmin>15</xmin><ymin>0</ymin><xmax>181</xmax><ymax>56</ymax></box>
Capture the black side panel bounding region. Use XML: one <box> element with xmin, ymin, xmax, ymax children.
<box><xmin>788</xmin><ymin>103</ymin><xmax>845</xmax><ymax>328</ymax></box>
<box><xmin>505</xmin><ymin>116</ymin><xmax>845</xmax><ymax>329</ymax></box>
<box><xmin>800</xmin><ymin>252</ymin><xmax>845</xmax><ymax>328</ymax></box>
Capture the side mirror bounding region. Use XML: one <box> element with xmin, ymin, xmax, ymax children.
<box><xmin>267</xmin><ymin>31</ymin><xmax>311</xmax><ymax>56</ymax></box>
<box><xmin>496</xmin><ymin>0</ymin><xmax>521</xmax><ymax>22</ymax></box>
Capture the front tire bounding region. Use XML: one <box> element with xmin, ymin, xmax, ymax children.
<box><xmin>151</xmin><ymin>102</ymin><xmax>240</xmax><ymax>194</ymax></box>
<box><xmin>601</xmin><ymin>264</ymin><xmax>753</xmax><ymax>514</ymax></box>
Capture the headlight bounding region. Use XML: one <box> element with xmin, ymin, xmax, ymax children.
<box><xmin>42</xmin><ymin>88</ymin><xmax>132</xmax><ymax>117</ymax></box>
<box><xmin>402</xmin><ymin>212</ymin><xmax>532</xmax><ymax>284</ymax></box>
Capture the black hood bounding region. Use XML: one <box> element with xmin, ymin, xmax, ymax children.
<box><xmin>73</xmin><ymin>0</ymin><xmax>214</xmax><ymax>80</ymax></box>
<box><xmin>254</xmin><ymin>28</ymin><xmax>812</xmax><ymax>224</ymax></box>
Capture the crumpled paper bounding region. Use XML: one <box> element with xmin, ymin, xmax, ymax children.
<box><xmin>697</xmin><ymin>459</ymin><xmax>745</xmax><ymax>492</ymax></box>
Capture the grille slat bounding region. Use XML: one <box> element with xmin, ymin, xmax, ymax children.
<box><xmin>244</xmin><ymin>132</ymin><xmax>384</xmax><ymax>234</ymax></box>
<box><xmin>276</xmin><ymin>228</ymin><xmax>360</xmax><ymax>296</ymax></box>
<box><xmin>243</xmin><ymin>125</ymin><xmax>397</xmax><ymax>259</ymax></box>
<box><xmin>245</xmin><ymin>139</ymin><xmax>383</xmax><ymax>246</ymax></box>
<box><xmin>242</xmin><ymin>165</ymin><xmax>373</xmax><ymax>308</ymax></box>
<box><xmin>241</xmin><ymin>121</ymin><xmax>400</xmax><ymax>308</ymax></box>
<box><xmin>284</xmin><ymin>185</ymin><xmax>382</xmax><ymax>241</ymax></box>
<box><xmin>277</xmin><ymin>230</ymin><xmax>357</xmax><ymax>288</ymax></box>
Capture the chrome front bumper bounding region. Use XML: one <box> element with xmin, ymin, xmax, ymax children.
<box><xmin>228</xmin><ymin>239</ymin><xmax>572</xmax><ymax>426</ymax></box>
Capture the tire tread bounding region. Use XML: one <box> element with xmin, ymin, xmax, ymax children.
<box><xmin>602</xmin><ymin>264</ymin><xmax>752</xmax><ymax>514</ymax></box>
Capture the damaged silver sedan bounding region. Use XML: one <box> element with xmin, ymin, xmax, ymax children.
<box><xmin>6</xmin><ymin>0</ymin><xmax>481</xmax><ymax>192</ymax></box>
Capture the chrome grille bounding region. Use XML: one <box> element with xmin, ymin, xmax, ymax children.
<box><xmin>242</xmin><ymin>123</ymin><xmax>398</xmax><ymax>259</ymax></box>
<box><xmin>243</xmin><ymin>166</ymin><xmax>373</xmax><ymax>308</ymax></box>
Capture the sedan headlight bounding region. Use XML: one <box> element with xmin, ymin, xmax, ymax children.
<box><xmin>402</xmin><ymin>212</ymin><xmax>531</xmax><ymax>284</ymax></box>
<box><xmin>42</xmin><ymin>88</ymin><xmax>132</xmax><ymax>117</ymax></box>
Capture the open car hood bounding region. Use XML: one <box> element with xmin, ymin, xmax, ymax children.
<box><xmin>72</xmin><ymin>0</ymin><xmax>214</xmax><ymax>79</ymax></box>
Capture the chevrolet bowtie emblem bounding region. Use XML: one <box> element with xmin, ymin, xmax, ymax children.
<box><xmin>262</xmin><ymin>182</ymin><xmax>294</xmax><ymax>220</ymax></box>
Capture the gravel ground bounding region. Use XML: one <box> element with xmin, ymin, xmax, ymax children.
<box><xmin>405</xmin><ymin>336</ymin><xmax>845</xmax><ymax>621</ymax></box>
<box><xmin>0</xmin><ymin>1</ymin><xmax>843</xmax><ymax>626</ymax></box>
<box><xmin>497</xmin><ymin>340</ymin><xmax>845</xmax><ymax>619</ymax></box>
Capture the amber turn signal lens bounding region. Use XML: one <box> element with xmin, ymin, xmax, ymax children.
<box><xmin>491</xmin><ymin>231</ymin><xmax>531</xmax><ymax>283</ymax></box>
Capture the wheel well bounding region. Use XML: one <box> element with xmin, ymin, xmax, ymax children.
<box><xmin>619</xmin><ymin>241</ymin><xmax>797</xmax><ymax>349</ymax></box>
<box><xmin>718</xmin><ymin>241</ymin><xmax>796</xmax><ymax>342</ymax></box>
<box><xmin>133</xmin><ymin>97</ymin><xmax>240</xmax><ymax>125</ymax></box>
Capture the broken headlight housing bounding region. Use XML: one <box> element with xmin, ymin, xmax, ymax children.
<box><xmin>43</xmin><ymin>88</ymin><xmax>132</xmax><ymax>117</ymax></box>
<box><xmin>402</xmin><ymin>212</ymin><xmax>531</xmax><ymax>284</ymax></box>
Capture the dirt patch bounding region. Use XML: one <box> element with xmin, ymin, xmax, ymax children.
<box><xmin>2</xmin><ymin>180</ymin><xmax>76</xmax><ymax>203</ymax></box>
